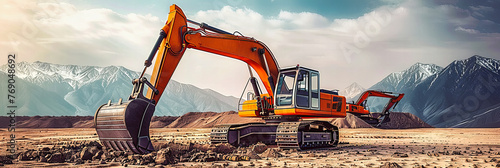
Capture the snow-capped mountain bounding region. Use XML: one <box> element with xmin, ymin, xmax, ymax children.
<box><xmin>339</xmin><ymin>82</ymin><xmax>365</xmax><ymax>102</ymax></box>
<box><xmin>0</xmin><ymin>71</ymin><xmax>76</xmax><ymax>116</ymax></box>
<box><xmin>410</xmin><ymin>55</ymin><xmax>500</xmax><ymax>127</ymax></box>
<box><xmin>364</xmin><ymin>62</ymin><xmax>443</xmax><ymax>112</ymax></box>
<box><xmin>365</xmin><ymin>55</ymin><xmax>500</xmax><ymax>128</ymax></box>
<box><xmin>0</xmin><ymin>62</ymin><xmax>240</xmax><ymax>116</ymax></box>
<box><xmin>370</xmin><ymin>62</ymin><xmax>443</xmax><ymax>92</ymax></box>
<box><xmin>3</xmin><ymin>56</ymin><xmax>499</xmax><ymax>127</ymax></box>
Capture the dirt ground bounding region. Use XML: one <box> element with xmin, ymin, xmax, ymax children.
<box><xmin>1</xmin><ymin>128</ymin><xmax>499</xmax><ymax>167</ymax></box>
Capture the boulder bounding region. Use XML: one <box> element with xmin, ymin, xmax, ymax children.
<box><xmin>93</xmin><ymin>151</ymin><xmax>104</xmax><ymax>160</ymax></box>
<box><xmin>17</xmin><ymin>151</ymin><xmax>30</xmax><ymax>161</ymax></box>
<box><xmin>259</xmin><ymin>148</ymin><xmax>283</xmax><ymax>158</ymax></box>
<box><xmin>213</xmin><ymin>143</ymin><xmax>236</xmax><ymax>154</ymax></box>
<box><xmin>47</xmin><ymin>152</ymin><xmax>65</xmax><ymax>163</ymax></box>
<box><xmin>245</xmin><ymin>149</ymin><xmax>261</xmax><ymax>159</ymax></box>
<box><xmin>251</xmin><ymin>142</ymin><xmax>267</xmax><ymax>154</ymax></box>
<box><xmin>80</xmin><ymin>147</ymin><xmax>93</xmax><ymax>160</ymax></box>
<box><xmin>155</xmin><ymin>148</ymin><xmax>175</xmax><ymax>165</ymax></box>
<box><xmin>89</xmin><ymin>146</ymin><xmax>100</xmax><ymax>156</ymax></box>
<box><xmin>380</xmin><ymin>162</ymin><xmax>402</xmax><ymax>168</ymax></box>
<box><xmin>39</xmin><ymin>155</ymin><xmax>47</xmax><ymax>162</ymax></box>
<box><xmin>63</xmin><ymin>151</ymin><xmax>72</xmax><ymax>161</ymax></box>
<box><xmin>0</xmin><ymin>155</ymin><xmax>13</xmax><ymax>164</ymax></box>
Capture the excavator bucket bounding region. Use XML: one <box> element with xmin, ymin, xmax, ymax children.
<box><xmin>92</xmin><ymin>4</ymin><xmax>186</xmax><ymax>154</ymax></box>
<box><xmin>94</xmin><ymin>98</ymin><xmax>155</xmax><ymax>154</ymax></box>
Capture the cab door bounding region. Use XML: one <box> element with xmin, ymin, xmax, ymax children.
<box><xmin>296</xmin><ymin>69</ymin><xmax>320</xmax><ymax>111</ymax></box>
<box><xmin>295</xmin><ymin>70</ymin><xmax>309</xmax><ymax>108</ymax></box>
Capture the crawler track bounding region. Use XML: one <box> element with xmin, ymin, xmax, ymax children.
<box><xmin>210</xmin><ymin>123</ymin><xmax>278</xmax><ymax>147</ymax></box>
<box><xmin>276</xmin><ymin>121</ymin><xmax>339</xmax><ymax>150</ymax></box>
<box><xmin>210</xmin><ymin>121</ymin><xmax>339</xmax><ymax>150</ymax></box>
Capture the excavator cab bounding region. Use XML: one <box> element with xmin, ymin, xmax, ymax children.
<box><xmin>273</xmin><ymin>65</ymin><xmax>347</xmax><ymax>118</ymax></box>
<box><xmin>239</xmin><ymin>65</ymin><xmax>346</xmax><ymax>119</ymax></box>
<box><xmin>275</xmin><ymin>66</ymin><xmax>321</xmax><ymax>111</ymax></box>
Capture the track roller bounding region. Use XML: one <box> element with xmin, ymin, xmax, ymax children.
<box><xmin>276</xmin><ymin>121</ymin><xmax>339</xmax><ymax>150</ymax></box>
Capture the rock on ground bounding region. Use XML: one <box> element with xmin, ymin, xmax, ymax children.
<box><xmin>259</xmin><ymin>148</ymin><xmax>283</xmax><ymax>158</ymax></box>
<box><xmin>155</xmin><ymin>147</ymin><xmax>176</xmax><ymax>165</ymax></box>
<box><xmin>380</xmin><ymin>162</ymin><xmax>403</xmax><ymax>168</ymax></box>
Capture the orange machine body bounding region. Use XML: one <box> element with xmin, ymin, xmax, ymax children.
<box><xmin>238</xmin><ymin>94</ymin><xmax>273</xmax><ymax>117</ymax></box>
<box><xmin>346</xmin><ymin>90</ymin><xmax>404</xmax><ymax>115</ymax></box>
<box><xmin>274</xmin><ymin>93</ymin><xmax>346</xmax><ymax>118</ymax></box>
<box><xmin>346</xmin><ymin>103</ymin><xmax>370</xmax><ymax>115</ymax></box>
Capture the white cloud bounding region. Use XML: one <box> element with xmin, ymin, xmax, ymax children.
<box><xmin>0</xmin><ymin>0</ymin><xmax>163</xmax><ymax>71</ymax></box>
<box><xmin>277</xmin><ymin>11</ymin><xmax>329</xmax><ymax>29</ymax></box>
<box><xmin>455</xmin><ymin>26</ymin><xmax>479</xmax><ymax>34</ymax></box>
<box><xmin>1</xmin><ymin>0</ymin><xmax>499</xmax><ymax>97</ymax></box>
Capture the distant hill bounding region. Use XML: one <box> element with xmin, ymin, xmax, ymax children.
<box><xmin>329</xmin><ymin>112</ymin><xmax>432</xmax><ymax>129</ymax></box>
<box><xmin>166</xmin><ymin>111</ymin><xmax>264</xmax><ymax>128</ymax></box>
<box><xmin>339</xmin><ymin>82</ymin><xmax>365</xmax><ymax>102</ymax></box>
<box><xmin>0</xmin><ymin>112</ymin><xmax>431</xmax><ymax>129</ymax></box>
<box><xmin>2</xmin><ymin>56</ymin><xmax>499</xmax><ymax>128</ymax></box>
<box><xmin>0</xmin><ymin>116</ymin><xmax>179</xmax><ymax>128</ymax></box>
<box><xmin>0</xmin><ymin>61</ymin><xmax>240</xmax><ymax>116</ymax></box>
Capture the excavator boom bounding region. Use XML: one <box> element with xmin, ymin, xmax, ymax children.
<box><xmin>145</xmin><ymin>5</ymin><xmax>279</xmax><ymax>103</ymax></box>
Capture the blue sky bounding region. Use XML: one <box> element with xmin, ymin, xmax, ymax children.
<box><xmin>2</xmin><ymin>0</ymin><xmax>500</xmax><ymax>97</ymax></box>
<box><xmin>63</xmin><ymin>0</ymin><xmax>387</xmax><ymax>20</ymax></box>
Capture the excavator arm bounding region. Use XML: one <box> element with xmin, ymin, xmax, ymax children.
<box><xmin>378</xmin><ymin>92</ymin><xmax>404</xmax><ymax>116</ymax></box>
<box><xmin>356</xmin><ymin>90</ymin><xmax>404</xmax><ymax>114</ymax></box>
<box><xmin>355</xmin><ymin>90</ymin><xmax>403</xmax><ymax>106</ymax></box>
<box><xmin>347</xmin><ymin>90</ymin><xmax>404</xmax><ymax>127</ymax></box>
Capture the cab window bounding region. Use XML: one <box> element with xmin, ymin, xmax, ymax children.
<box><xmin>296</xmin><ymin>70</ymin><xmax>309</xmax><ymax>108</ymax></box>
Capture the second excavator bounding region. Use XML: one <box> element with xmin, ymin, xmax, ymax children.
<box><xmin>345</xmin><ymin>90</ymin><xmax>404</xmax><ymax>127</ymax></box>
<box><xmin>94</xmin><ymin>4</ymin><xmax>403</xmax><ymax>154</ymax></box>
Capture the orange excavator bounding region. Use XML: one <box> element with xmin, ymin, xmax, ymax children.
<box><xmin>346</xmin><ymin>90</ymin><xmax>404</xmax><ymax>127</ymax></box>
<box><xmin>94</xmin><ymin>4</ymin><xmax>394</xmax><ymax>154</ymax></box>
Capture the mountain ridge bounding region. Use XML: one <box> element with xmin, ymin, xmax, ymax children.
<box><xmin>2</xmin><ymin>55</ymin><xmax>499</xmax><ymax>128</ymax></box>
<box><xmin>0</xmin><ymin>61</ymin><xmax>240</xmax><ymax>116</ymax></box>
<box><xmin>410</xmin><ymin>55</ymin><xmax>500</xmax><ymax>127</ymax></box>
<box><xmin>366</xmin><ymin>55</ymin><xmax>500</xmax><ymax>128</ymax></box>
<box><xmin>339</xmin><ymin>82</ymin><xmax>365</xmax><ymax>101</ymax></box>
